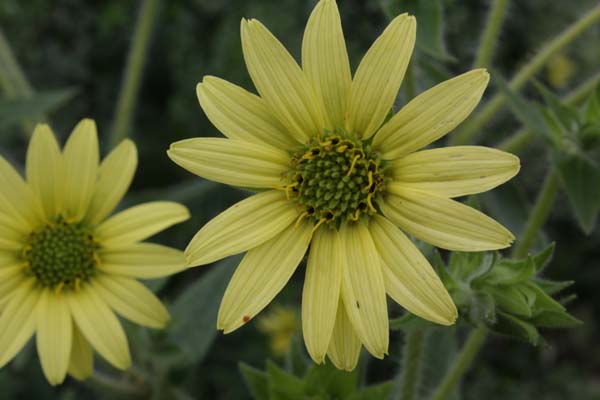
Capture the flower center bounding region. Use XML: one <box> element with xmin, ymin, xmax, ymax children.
<box><xmin>23</xmin><ymin>217</ymin><xmax>99</xmax><ymax>291</ymax></box>
<box><xmin>284</xmin><ymin>132</ymin><xmax>388</xmax><ymax>228</ymax></box>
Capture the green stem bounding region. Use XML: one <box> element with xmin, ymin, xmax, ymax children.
<box><xmin>499</xmin><ymin>71</ymin><xmax>600</xmax><ymax>154</ymax></box>
<box><xmin>451</xmin><ymin>3</ymin><xmax>600</xmax><ymax>145</ymax></box>
<box><xmin>399</xmin><ymin>329</ymin><xmax>426</xmax><ymax>400</ymax></box>
<box><xmin>90</xmin><ymin>370</ymin><xmax>147</xmax><ymax>396</ymax></box>
<box><xmin>473</xmin><ymin>0</ymin><xmax>510</xmax><ymax>68</ymax></box>
<box><xmin>512</xmin><ymin>169</ymin><xmax>560</xmax><ymax>258</ymax></box>
<box><xmin>109</xmin><ymin>0</ymin><xmax>160</xmax><ymax>147</ymax></box>
<box><xmin>430</xmin><ymin>326</ymin><xmax>488</xmax><ymax>400</ymax></box>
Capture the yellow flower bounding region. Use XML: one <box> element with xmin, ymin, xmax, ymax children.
<box><xmin>256</xmin><ymin>305</ymin><xmax>300</xmax><ymax>357</ymax></box>
<box><xmin>546</xmin><ymin>53</ymin><xmax>576</xmax><ymax>88</ymax></box>
<box><xmin>168</xmin><ymin>0</ymin><xmax>520</xmax><ymax>371</ymax></box>
<box><xmin>0</xmin><ymin>119</ymin><xmax>189</xmax><ymax>385</ymax></box>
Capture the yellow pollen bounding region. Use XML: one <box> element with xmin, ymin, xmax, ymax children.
<box><xmin>346</xmin><ymin>154</ymin><xmax>361</xmax><ymax>177</ymax></box>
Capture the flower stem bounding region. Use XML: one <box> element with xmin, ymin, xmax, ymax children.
<box><xmin>512</xmin><ymin>168</ymin><xmax>560</xmax><ymax>258</ymax></box>
<box><xmin>499</xmin><ymin>71</ymin><xmax>600</xmax><ymax>154</ymax></box>
<box><xmin>109</xmin><ymin>0</ymin><xmax>160</xmax><ymax>147</ymax></box>
<box><xmin>451</xmin><ymin>3</ymin><xmax>600</xmax><ymax>145</ymax></box>
<box><xmin>430</xmin><ymin>326</ymin><xmax>488</xmax><ymax>400</ymax></box>
<box><xmin>398</xmin><ymin>329</ymin><xmax>426</xmax><ymax>400</ymax></box>
<box><xmin>473</xmin><ymin>0</ymin><xmax>510</xmax><ymax>68</ymax></box>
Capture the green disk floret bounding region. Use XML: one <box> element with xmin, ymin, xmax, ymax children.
<box><xmin>23</xmin><ymin>217</ymin><xmax>99</xmax><ymax>291</ymax></box>
<box><xmin>284</xmin><ymin>131</ymin><xmax>389</xmax><ymax>227</ymax></box>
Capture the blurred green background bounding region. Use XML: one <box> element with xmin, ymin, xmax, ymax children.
<box><xmin>0</xmin><ymin>0</ymin><xmax>599</xmax><ymax>399</ymax></box>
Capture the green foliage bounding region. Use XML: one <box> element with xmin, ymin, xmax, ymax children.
<box><xmin>0</xmin><ymin>88</ymin><xmax>75</xmax><ymax>131</ymax></box>
<box><xmin>439</xmin><ymin>244</ymin><xmax>581</xmax><ymax>345</ymax></box>
<box><xmin>166</xmin><ymin>255</ymin><xmax>239</xmax><ymax>366</ymax></box>
<box><xmin>498</xmin><ymin>77</ymin><xmax>600</xmax><ymax>233</ymax></box>
<box><xmin>240</xmin><ymin>359</ymin><xmax>394</xmax><ymax>400</ymax></box>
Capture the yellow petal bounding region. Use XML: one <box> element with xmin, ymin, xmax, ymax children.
<box><xmin>373</xmin><ymin>69</ymin><xmax>490</xmax><ymax>159</ymax></box>
<box><xmin>381</xmin><ymin>184</ymin><xmax>515</xmax><ymax>251</ymax></box>
<box><xmin>0</xmin><ymin>280</ymin><xmax>40</xmax><ymax>368</ymax></box>
<box><xmin>68</xmin><ymin>286</ymin><xmax>131</xmax><ymax>370</ymax></box>
<box><xmin>68</xmin><ymin>326</ymin><xmax>93</xmax><ymax>381</ymax></box>
<box><xmin>302</xmin><ymin>226</ymin><xmax>342</xmax><ymax>364</ymax></box>
<box><xmin>95</xmin><ymin>202</ymin><xmax>190</xmax><ymax>247</ymax></box>
<box><xmin>92</xmin><ymin>275</ymin><xmax>170</xmax><ymax>329</ymax></box>
<box><xmin>339</xmin><ymin>223</ymin><xmax>388</xmax><ymax>358</ymax></box>
<box><xmin>217</xmin><ymin>220</ymin><xmax>312</xmax><ymax>333</ymax></box>
<box><xmin>99</xmin><ymin>243</ymin><xmax>187</xmax><ymax>279</ymax></box>
<box><xmin>369</xmin><ymin>215</ymin><xmax>457</xmax><ymax>325</ymax></box>
<box><xmin>346</xmin><ymin>14</ymin><xmax>416</xmax><ymax>139</ymax></box>
<box><xmin>241</xmin><ymin>18</ymin><xmax>324</xmax><ymax>142</ymax></box>
<box><xmin>0</xmin><ymin>214</ymin><xmax>26</xmax><ymax>251</ymax></box>
<box><xmin>392</xmin><ymin>146</ymin><xmax>520</xmax><ymax>197</ymax></box>
<box><xmin>26</xmin><ymin>124</ymin><xmax>64</xmax><ymax>219</ymax></box>
<box><xmin>197</xmin><ymin>76</ymin><xmax>297</xmax><ymax>149</ymax></box>
<box><xmin>186</xmin><ymin>191</ymin><xmax>298</xmax><ymax>266</ymax></box>
<box><xmin>168</xmin><ymin>138</ymin><xmax>289</xmax><ymax>189</ymax></box>
<box><xmin>36</xmin><ymin>290</ymin><xmax>72</xmax><ymax>385</ymax></box>
<box><xmin>63</xmin><ymin>119</ymin><xmax>100</xmax><ymax>222</ymax></box>
<box><xmin>327</xmin><ymin>298</ymin><xmax>361</xmax><ymax>371</ymax></box>
<box><xmin>302</xmin><ymin>0</ymin><xmax>351</xmax><ymax>128</ymax></box>
<box><xmin>0</xmin><ymin>155</ymin><xmax>41</xmax><ymax>229</ymax></box>
<box><xmin>0</xmin><ymin>265</ymin><xmax>24</xmax><ymax>308</ymax></box>
<box><xmin>86</xmin><ymin>139</ymin><xmax>138</xmax><ymax>225</ymax></box>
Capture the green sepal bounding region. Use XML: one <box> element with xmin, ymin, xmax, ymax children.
<box><xmin>495</xmin><ymin>311</ymin><xmax>540</xmax><ymax>345</ymax></box>
<box><xmin>266</xmin><ymin>360</ymin><xmax>305</xmax><ymax>399</ymax></box>
<box><xmin>239</xmin><ymin>362</ymin><xmax>269</xmax><ymax>400</ymax></box>
<box><xmin>529</xmin><ymin>310</ymin><xmax>583</xmax><ymax>328</ymax></box>
<box><xmin>532</xmin><ymin>242</ymin><xmax>556</xmax><ymax>272</ymax></box>
<box><xmin>480</xmin><ymin>257</ymin><xmax>536</xmax><ymax>286</ymax></box>
<box><xmin>484</xmin><ymin>285</ymin><xmax>532</xmax><ymax>318</ymax></box>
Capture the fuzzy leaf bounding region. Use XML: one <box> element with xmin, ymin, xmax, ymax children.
<box><xmin>530</xmin><ymin>310</ymin><xmax>582</xmax><ymax>328</ymax></box>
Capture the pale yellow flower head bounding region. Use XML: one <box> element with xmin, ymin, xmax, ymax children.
<box><xmin>0</xmin><ymin>119</ymin><xmax>189</xmax><ymax>385</ymax></box>
<box><xmin>168</xmin><ymin>0</ymin><xmax>520</xmax><ymax>371</ymax></box>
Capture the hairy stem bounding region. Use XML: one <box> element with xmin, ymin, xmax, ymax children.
<box><xmin>109</xmin><ymin>0</ymin><xmax>160</xmax><ymax>147</ymax></box>
<box><xmin>430</xmin><ymin>326</ymin><xmax>488</xmax><ymax>400</ymax></box>
<box><xmin>499</xmin><ymin>71</ymin><xmax>600</xmax><ymax>153</ymax></box>
<box><xmin>473</xmin><ymin>0</ymin><xmax>510</xmax><ymax>68</ymax></box>
<box><xmin>512</xmin><ymin>169</ymin><xmax>560</xmax><ymax>258</ymax></box>
<box><xmin>399</xmin><ymin>329</ymin><xmax>426</xmax><ymax>400</ymax></box>
<box><xmin>451</xmin><ymin>3</ymin><xmax>600</xmax><ymax>145</ymax></box>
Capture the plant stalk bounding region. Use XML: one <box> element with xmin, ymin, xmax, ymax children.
<box><xmin>473</xmin><ymin>0</ymin><xmax>510</xmax><ymax>68</ymax></box>
<box><xmin>512</xmin><ymin>168</ymin><xmax>561</xmax><ymax>258</ymax></box>
<box><xmin>109</xmin><ymin>0</ymin><xmax>160</xmax><ymax>147</ymax></box>
<box><xmin>451</xmin><ymin>3</ymin><xmax>600</xmax><ymax>145</ymax></box>
<box><xmin>430</xmin><ymin>326</ymin><xmax>488</xmax><ymax>400</ymax></box>
<box><xmin>398</xmin><ymin>329</ymin><xmax>426</xmax><ymax>400</ymax></box>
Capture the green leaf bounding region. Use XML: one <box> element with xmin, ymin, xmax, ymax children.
<box><xmin>348</xmin><ymin>381</ymin><xmax>394</xmax><ymax>400</ymax></box>
<box><xmin>534</xmin><ymin>81</ymin><xmax>581</xmax><ymax>134</ymax></box>
<box><xmin>492</xmin><ymin>73</ymin><xmax>555</xmax><ymax>145</ymax></box>
<box><xmin>584</xmin><ymin>84</ymin><xmax>600</xmax><ymax>122</ymax></box>
<box><xmin>522</xmin><ymin>281</ymin><xmax>566</xmax><ymax>313</ymax></box>
<box><xmin>533</xmin><ymin>278</ymin><xmax>574</xmax><ymax>295</ymax></box>
<box><xmin>555</xmin><ymin>153</ymin><xmax>600</xmax><ymax>234</ymax></box>
<box><xmin>0</xmin><ymin>89</ymin><xmax>76</xmax><ymax>130</ymax></box>
<box><xmin>532</xmin><ymin>242</ymin><xmax>556</xmax><ymax>272</ymax></box>
<box><xmin>239</xmin><ymin>362</ymin><xmax>269</xmax><ymax>400</ymax></box>
<box><xmin>484</xmin><ymin>258</ymin><xmax>536</xmax><ymax>286</ymax></box>
<box><xmin>303</xmin><ymin>362</ymin><xmax>357</xmax><ymax>399</ymax></box>
<box><xmin>166</xmin><ymin>255</ymin><xmax>239</xmax><ymax>365</ymax></box>
<box><xmin>495</xmin><ymin>311</ymin><xmax>540</xmax><ymax>345</ymax></box>
<box><xmin>485</xmin><ymin>285</ymin><xmax>532</xmax><ymax>317</ymax></box>
<box><xmin>530</xmin><ymin>310</ymin><xmax>582</xmax><ymax>328</ymax></box>
<box><xmin>267</xmin><ymin>360</ymin><xmax>305</xmax><ymax>399</ymax></box>
<box><xmin>384</xmin><ymin>0</ymin><xmax>452</xmax><ymax>61</ymax></box>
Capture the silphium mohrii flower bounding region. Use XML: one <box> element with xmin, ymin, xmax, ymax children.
<box><xmin>168</xmin><ymin>0</ymin><xmax>520</xmax><ymax>370</ymax></box>
<box><xmin>0</xmin><ymin>119</ymin><xmax>189</xmax><ymax>385</ymax></box>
